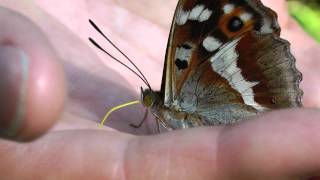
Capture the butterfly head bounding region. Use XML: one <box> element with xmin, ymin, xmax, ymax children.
<box><xmin>140</xmin><ymin>87</ymin><xmax>159</xmax><ymax>108</ymax></box>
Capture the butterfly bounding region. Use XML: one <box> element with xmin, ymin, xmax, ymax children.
<box><xmin>90</xmin><ymin>0</ymin><xmax>303</xmax><ymax>131</ymax></box>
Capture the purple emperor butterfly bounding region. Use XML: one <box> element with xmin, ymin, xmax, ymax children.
<box><xmin>90</xmin><ymin>0</ymin><xmax>303</xmax><ymax>131</ymax></box>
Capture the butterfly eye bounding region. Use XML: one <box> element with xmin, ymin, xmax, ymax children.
<box><xmin>227</xmin><ymin>16</ymin><xmax>244</xmax><ymax>32</ymax></box>
<box><xmin>143</xmin><ymin>94</ymin><xmax>154</xmax><ymax>107</ymax></box>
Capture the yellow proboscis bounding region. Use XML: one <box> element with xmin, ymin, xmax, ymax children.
<box><xmin>99</xmin><ymin>100</ymin><xmax>141</xmax><ymax>128</ymax></box>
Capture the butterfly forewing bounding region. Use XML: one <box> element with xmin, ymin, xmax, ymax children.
<box><xmin>157</xmin><ymin>0</ymin><xmax>302</xmax><ymax>127</ymax></box>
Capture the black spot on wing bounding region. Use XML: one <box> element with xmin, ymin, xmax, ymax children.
<box><xmin>175</xmin><ymin>59</ymin><xmax>189</xmax><ymax>70</ymax></box>
<box><xmin>182</xmin><ymin>43</ymin><xmax>192</xmax><ymax>49</ymax></box>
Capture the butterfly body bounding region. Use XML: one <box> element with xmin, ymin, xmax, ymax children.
<box><xmin>141</xmin><ymin>0</ymin><xmax>303</xmax><ymax>130</ymax></box>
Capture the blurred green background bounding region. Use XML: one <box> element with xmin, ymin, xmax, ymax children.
<box><xmin>289</xmin><ymin>0</ymin><xmax>320</xmax><ymax>43</ymax></box>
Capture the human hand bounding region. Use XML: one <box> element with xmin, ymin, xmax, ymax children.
<box><xmin>0</xmin><ymin>0</ymin><xmax>320</xmax><ymax>179</ymax></box>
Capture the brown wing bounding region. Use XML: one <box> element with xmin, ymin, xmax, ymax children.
<box><xmin>162</xmin><ymin>0</ymin><xmax>280</xmax><ymax>106</ymax></box>
<box><xmin>160</xmin><ymin>0</ymin><xmax>302</xmax><ymax>125</ymax></box>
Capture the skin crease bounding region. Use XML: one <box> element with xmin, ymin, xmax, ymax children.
<box><xmin>0</xmin><ymin>0</ymin><xmax>320</xmax><ymax>179</ymax></box>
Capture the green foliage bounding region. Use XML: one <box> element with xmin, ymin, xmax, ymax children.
<box><xmin>288</xmin><ymin>1</ymin><xmax>320</xmax><ymax>43</ymax></box>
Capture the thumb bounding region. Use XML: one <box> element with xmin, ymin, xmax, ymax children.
<box><xmin>0</xmin><ymin>8</ymin><xmax>65</xmax><ymax>142</ymax></box>
<box><xmin>0</xmin><ymin>45</ymin><xmax>65</xmax><ymax>142</ymax></box>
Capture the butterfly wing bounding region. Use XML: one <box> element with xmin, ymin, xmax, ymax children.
<box><xmin>160</xmin><ymin>0</ymin><xmax>302</xmax><ymax>125</ymax></box>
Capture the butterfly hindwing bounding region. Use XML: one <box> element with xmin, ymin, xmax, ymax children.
<box><xmin>235</xmin><ymin>32</ymin><xmax>303</xmax><ymax>109</ymax></box>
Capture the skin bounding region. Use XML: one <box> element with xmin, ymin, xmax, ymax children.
<box><xmin>0</xmin><ymin>0</ymin><xmax>320</xmax><ymax>179</ymax></box>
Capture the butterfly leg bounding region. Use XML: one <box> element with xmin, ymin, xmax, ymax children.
<box><xmin>155</xmin><ymin>117</ymin><xmax>173</xmax><ymax>133</ymax></box>
<box><xmin>129</xmin><ymin>109</ymin><xmax>148</xmax><ymax>128</ymax></box>
<box><xmin>155</xmin><ymin>117</ymin><xmax>162</xmax><ymax>133</ymax></box>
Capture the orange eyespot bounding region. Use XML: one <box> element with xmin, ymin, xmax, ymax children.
<box><xmin>219</xmin><ymin>5</ymin><xmax>254</xmax><ymax>38</ymax></box>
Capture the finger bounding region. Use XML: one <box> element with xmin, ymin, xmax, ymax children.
<box><xmin>1</xmin><ymin>109</ymin><xmax>319</xmax><ymax>179</ymax></box>
<box><xmin>0</xmin><ymin>7</ymin><xmax>65</xmax><ymax>141</ymax></box>
<box><xmin>0</xmin><ymin>130</ymin><xmax>133</xmax><ymax>179</ymax></box>
<box><xmin>0</xmin><ymin>127</ymin><xmax>222</xmax><ymax>179</ymax></box>
<box><xmin>218</xmin><ymin>108</ymin><xmax>320</xmax><ymax>180</ymax></box>
<box><xmin>126</xmin><ymin>109</ymin><xmax>320</xmax><ymax>180</ymax></box>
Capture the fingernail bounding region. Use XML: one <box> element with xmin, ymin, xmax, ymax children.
<box><xmin>0</xmin><ymin>46</ymin><xmax>29</xmax><ymax>140</ymax></box>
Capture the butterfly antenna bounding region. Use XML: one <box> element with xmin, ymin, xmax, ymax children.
<box><xmin>89</xmin><ymin>19</ymin><xmax>152</xmax><ymax>90</ymax></box>
<box><xmin>89</xmin><ymin>37</ymin><xmax>150</xmax><ymax>87</ymax></box>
